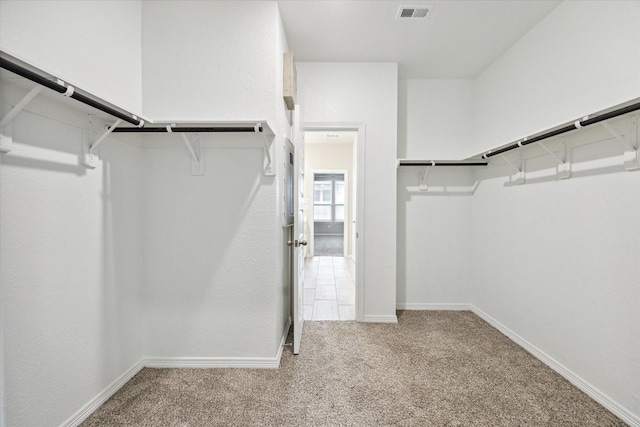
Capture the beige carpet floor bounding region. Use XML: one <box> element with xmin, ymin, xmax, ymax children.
<box><xmin>82</xmin><ymin>311</ymin><xmax>624</xmax><ymax>426</ymax></box>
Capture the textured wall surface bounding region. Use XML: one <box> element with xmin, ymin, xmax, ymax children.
<box><xmin>142</xmin><ymin>139</ymin><xmax>278</xmax><ymax>358</ymax></box>
<box><xmin>396</xmin><ymin>168</ymin><xmax>474</xmax><ymax>308</ymax></box>
<box><xmin>140</xmin><ymin>1</ymin><xmax>289</xmax><ymax>361</ymax></box>
<box><xmin>141</xmin><ymin>1</ymin><xmax>277</xmax><ymax>122</ymax></box>
<box><xmin>398</xmin><ymin>79</ymin><xmax>474</xmax><ymax>160</ymax></box>
<box><xmin>0</xmin><ymin>84</ymin><xmax>144</xmax><ymax>427</ymax></box>
<box><xmin>0</xmin><ymin>0</ymin><xmax>143</xmax><ymax>113</ymax></box>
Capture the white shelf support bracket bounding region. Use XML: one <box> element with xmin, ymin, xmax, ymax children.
<box><xmin>418</xmin><ymin>162</ymin><xmax>434</xmax><ymax>191</ymax></box>
<box><xmin>82</xmin><ymin>118</ymin><xmax>122</xmax><ymax>168</ymax></box>
<box><xmin>0</xmin><ymin>86</ymin><xmax>43</xmax><ymax>153</ymax></box>
<box><xmin>537</xmin><ymin>139</ymin><xmax>571</xmax><ymax>179</ymax></box>
<box><xmin>181</xmin><ymin>133</ymin><xmax>204</xmax><ymax>176</ymax></box>
<box><xmin>500</xmin><ymin>153</ymin><xmax>525</xmax><ymax>184</ymax></box>
<box><xmin>258</xmin><ymin>123</ymin><xmax>275</xmax><ymax>176</ymax></box>
<box><xmin>601</xmin><ymin>120</ymin><xmax>639</xmax><ymax>170</ymax></box>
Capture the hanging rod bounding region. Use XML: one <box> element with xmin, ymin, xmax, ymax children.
<box><xmin>112</xmin><ymin>126</ymin><xmax>264</xmax><ymax>133</ymax></box>
<box><xmin>482</xmin><ymin>100</ymin><xmax>640</xmax><ymax>159</ymax></box>
<box><xmin>0</xmin><ymin>52</ymin><xmax>144</xmax><ymax>127</ymax></box>
<box><xmin>398</xmin><ymin>160</ymin><xmax>488</xmax><ymax>167</ymax></box>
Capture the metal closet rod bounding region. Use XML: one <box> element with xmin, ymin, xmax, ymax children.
<box><xmin>0</xmin><ymin>55</ymin><xmax>143</xmax><ymax>127</ymax></box>
<box><xmin>483</xmin><ymin>100</ymin><xmax>640</xmax><ymax>159</ymax></box>
<box><xmin>112</xmin><ymin>126</ymin><xmax>264</xmax><ymax>133</ymax></box>
<box><xmin>398</xmin><ymin>161</ymin><xmax>488</xmax><ymax>166</ymax></box>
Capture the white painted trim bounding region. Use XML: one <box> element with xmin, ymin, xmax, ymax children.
<box><xmin>144</xmin><ymin>356</ymin><xmax>281</xmax><ymax>370</ymax></box>
<box><xmin>60</xmin><ymin>359</ymin><xmax>144</xmax><ymax>427</ymax></box>
<box><xmin>145</xmin><ymin>318</ymin><xmax>292</xmax><ymax>371</ymax></box>
<box><xmin>362</xmin><ymin>315</ymin><xmax>398</xmax><ymax>323</ymax></box>
<box><xmin>471</xmin><ymin>306</ymin><xmax>640</xmax><ymax>427</ymax></box>
<box><xmin>397</xmin><ymin>303</ymin><xmax>471</xmax><ymax>311</ymax></box>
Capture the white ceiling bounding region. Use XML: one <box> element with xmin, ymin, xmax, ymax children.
<box><xmin>277</xmin><ymin>0</ymin><xmax>561</xmax><ymax>79</ymax></box>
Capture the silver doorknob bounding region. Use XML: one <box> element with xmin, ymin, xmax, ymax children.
<box><xmin>287</xmin><ymin>240</ymin><xmax>293</xmax><ymax>246</ymax></box>
<box><xmin>299</xmin><ymin>240</ymin><xmax>308</xmax><ymax>246</ymax></box>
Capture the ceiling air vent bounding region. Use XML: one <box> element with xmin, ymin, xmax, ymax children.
<box><xmin>397</xmin><ymin>5</ymin><xmax>433</xmax><ymax>20</ymax></box>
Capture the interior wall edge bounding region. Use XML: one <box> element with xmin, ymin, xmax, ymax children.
<box><xmin>471</xmin><ymin>305</ymin><xmax>640</xmax><ymax>427</ymax></box>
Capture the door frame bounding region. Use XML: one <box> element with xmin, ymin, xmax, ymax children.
<box><xmin>309</xmin><ymin>169</ymin><xmax>349</xmax><ymax>258</ymax></box>
<box><xmin>303</xmin><ymin>122</ymin><xmax>365</xmax><ymax>322</ymax></box>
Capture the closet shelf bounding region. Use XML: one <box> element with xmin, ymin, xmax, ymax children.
<box><xmin>1</xmin><ymin>51</ymin><xmax>276</xmax><ymax>174</ymax></box>
<box><xmin>476</xmin><ymin>98</ymin><xmax>640</xmax><ymax>160</ymax></box>
<box><xmin>1</xmin><ymin>51</ymin><xmax>275</xmax><ymax>137</ymax></box>
<box><xmin>112</xmin><ymin>121</ymin><xmax>273</xmax><ymax>136</ymax></box>
<box><xmin>397</xmin><ymin>159</ymin><xmax>488</xmax><ymax>167</ymax></box>
<box><xmin>1</xmin><ymin>51</ymin><xmax>145</xmax><ymax>127</ymax></box>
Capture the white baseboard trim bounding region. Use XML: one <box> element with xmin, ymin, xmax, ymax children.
<box><xmin>61</xmin><ymin>359</ymin><xmax>144</xmax><ymax>427</ymax></box>
<box><xmin>145</xmin><ymin>318</ymin><xmax>292</xmax><ymax>370</ymax></box>
<box><xmin>362</xmin><ymin>314</ymin><xmax>398</xmax><ymax>323</ymax></box>
<box><xmin>471</xmin><ymin>306</ymin><xmax>640</xmax><ymax>427</ymax></box>
<box><xmin>144</xmin><ymin>355</ymin><xmax>281</xmax><ymax>369</ymax></box>
<box><xmin>63</xmin><ymin>321</ymin><xmax>292</xmax><ymax>425</ymax></box>
<box><xmin>397</xmin><ymin>303</ymin><xmax>471</xmax><ymax>311</ymax></box>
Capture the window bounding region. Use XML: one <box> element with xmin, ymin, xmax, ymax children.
<box><xmin>313</xmin><ymin>175</ymin><xmax>345</xmax><ymax>222</ymax></box>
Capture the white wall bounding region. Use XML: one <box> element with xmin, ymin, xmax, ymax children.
<box><xmin>0</xmin><ymin>83</ymin><xmax>144</xmax><ymax>426</ymax></box>
<box><xmin>396</xmin><ymin>78</ymin><xmax>475</xmax><ymax>308</ymax></box>
<box><xmin>471</xmin><ymin>0</ymin><xmax>640</xmax><ymax>157</ymax></box>
<box><xmin>471</xmin><ymin>119</ymin><xmax>640</xmax><ymax>423</ymax></box>
<box><xmin>141</xmin><ymin>0</ymin><xmax>277</xmax><ymax>122</ymax></box>
<box><xmin>0</xmin><ymin>0</ymin><xmax>143</xmax><ymax>113</ymax></box>
<box><xmin>396</xmin><ymin>168</ymin><xmax>473</xmax><ymax>309</ymax></box>
<box><xmin>398</xmin><ymin>79</ymin><xmax>474</xmax><ymax>160</ymax></box>
<box><xmin>141</xmin><ymin>1</ymin><xmax>290</xmax><ymax>360</ymax></box>
<box><xmin>142</xmin><ymin>138</ymin><xmax>279</xmax><ymax>358</ymax></box>
<box><xmin>304</xmin><ymin>140</ymin><xmax>355</xmax><ymax>258</ymax></box>
<box><xmin>297</xmin><ymin>62</ymin><xmax>398</xmax><ymax>321</ymax></box>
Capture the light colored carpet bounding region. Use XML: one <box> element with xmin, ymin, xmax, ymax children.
<box><xmin>82</xmin><ymin>311</ymin><xmax>624</xmax><ymax>426</ymax></box>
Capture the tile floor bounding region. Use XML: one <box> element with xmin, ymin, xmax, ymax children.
<box><xmin>303</xmin><ymin>256</ymin><xmax>356</xmax><ymax>321</ymax></box>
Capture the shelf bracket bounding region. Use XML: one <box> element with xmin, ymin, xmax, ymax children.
<box><xmin>0</xmin><ymin>86</ymin><xmax>43</xmax><ymax>153</ymax></box>
<box><xmin>165</xmin><ymin>124</ymin><xmax>204</xmax><ymax>175</ymax></box>
<box><xmin>601</xmin><ymin>120</ymin><xmax>639</xmax><ymax>170</ymax></box>
<box><xmin>418</xmin><ymin>162</ymin><xmax>434</xmax><ymax>191</ymax></box>
<box><xmin>537</xmin><ymin>139</ymin><xmax>571</xmax><ymax>179</ymax></box>
<box><xmin>500</xmin><ymin>154</ymin><xmax>525</xmax><ymax>184</ymax></box>
<box><xmin>180</xmin><ymin>132</ymin><xmax>204</xmax><ymax>176</ymax></box>
<box><xmin>258</xmin><ymin>123</ymin><xmax>275</xmax><ymax>176</ymax></box>
<box><xmin>82</xmin><ymin>118</ymin><xmax>122</xmax><ymax>168</ymax></box>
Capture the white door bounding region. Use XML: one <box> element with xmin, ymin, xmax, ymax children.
<box><xmin>292</xmin><ymin>106</ymin><xmax>306</xmax><ymax>354</ymax></box>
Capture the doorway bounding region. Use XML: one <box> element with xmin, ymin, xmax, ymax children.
<box><xmin>302</xmin><ymin>129</ymin><xmax>361</xmax><ymax>321</ymax></box>
<box><xmin>312</xmin><ymin>172</ymin><xmax>346</xmax><ymax>256</ymax></box>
